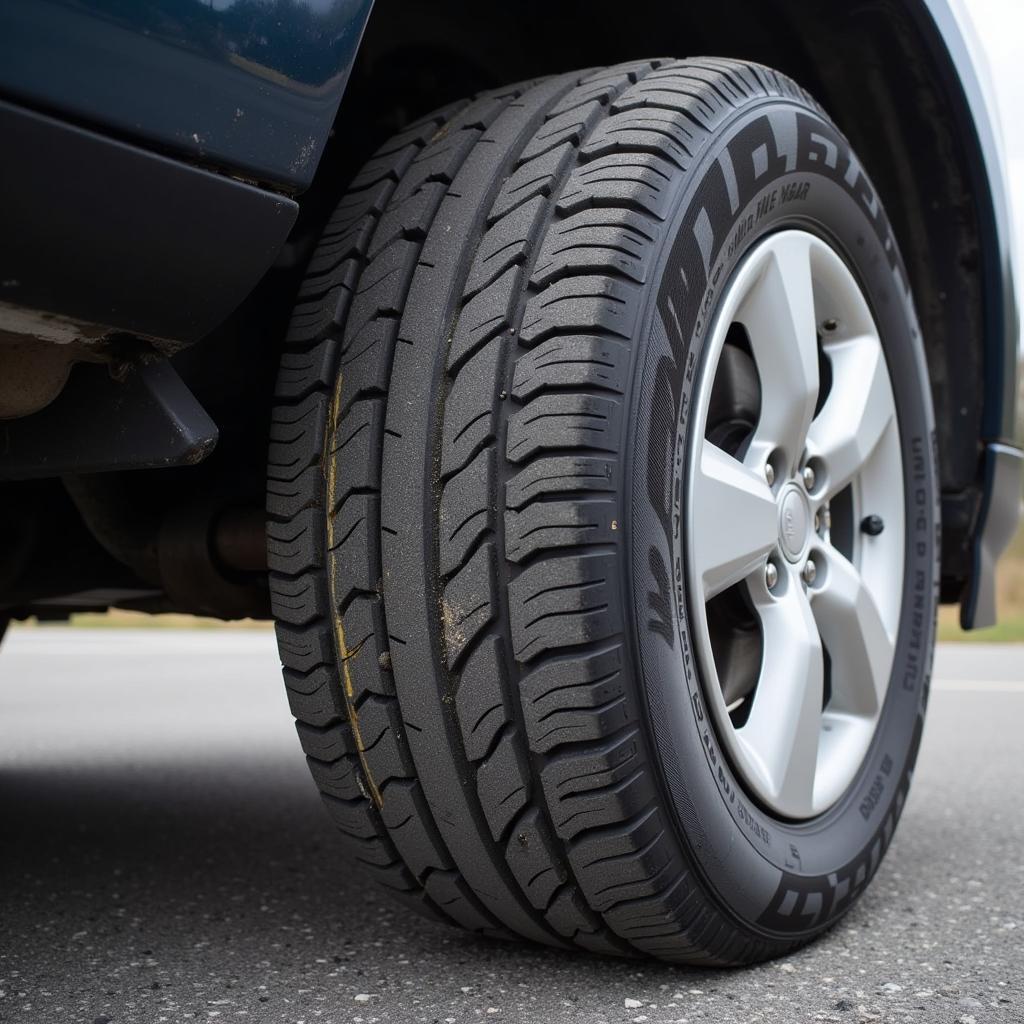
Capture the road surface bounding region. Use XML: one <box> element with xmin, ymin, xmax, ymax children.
<box><xmin>1</xmin><ymin>629</ymin><xmax>1021</xmax><ymax>1023</ymax></box>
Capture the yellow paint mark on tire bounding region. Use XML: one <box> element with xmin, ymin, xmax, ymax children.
<box><xmin>326</xmin><ymin>370</ymin><xmax>383</xmax><ymax>809</ymax></box>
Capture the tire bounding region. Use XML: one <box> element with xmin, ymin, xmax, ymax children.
<box><xmin>267</xmin><ymin>58</ymin><xmax>938</xmax><ymax>964</ymax></box>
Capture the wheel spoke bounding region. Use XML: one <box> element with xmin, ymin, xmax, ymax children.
<box><xmin>807</xmin><ymin>335</ymin><xmax>895</xmax><ymax>496</ymax></box>
<box><xmin>811</xmin><ymin>546</ymin><xmax>894</xmax><ymax>717</ymax></box>
<box><xmin>692</xmin><ymin>439</ymin><xmax>778</xmax><ymax>599</ymax></box>
<box><xmin>736</xmin><ymin>232</ymin><xmax>820</xmax><ymax>473</ymax></box>
<box><xmin>738</xmin><ymin>586</ymin><xmax>824</xmax><ymax>817</ymax></box>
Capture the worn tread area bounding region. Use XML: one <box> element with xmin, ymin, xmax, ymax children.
<box><xmin>269</xmin><ymin>58</ymin><xmax>813</xmax><ymax>963</ymax></box>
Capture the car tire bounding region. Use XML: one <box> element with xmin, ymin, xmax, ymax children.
<box><xmin>267</xmin><ymin>58</ymin><xmax>938</xmax><ymax>964</ymax></box>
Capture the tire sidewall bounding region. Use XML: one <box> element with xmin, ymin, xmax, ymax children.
<box><xmin>626</xmin><ymin>97</ymin><xmax>939</xmax><ymax>937</ymax></box>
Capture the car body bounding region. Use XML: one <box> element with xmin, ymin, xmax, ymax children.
<box><xmin>0</xmin><ymin>0</ymin><xmax>1020</xmax><ymax>626</ymax></box>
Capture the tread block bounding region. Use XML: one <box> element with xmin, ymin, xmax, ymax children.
<box><xmin>283</xmin><ymin>660</ymin><xmax>340</xmax><ymax>698</ymax></box>
<box><xmin>368</xmin><ymin>181</ymin><xmax>449</xmax><ymax>260</ymax></box>
<box><xmin>441</xmin><ymin>542</ymin><xmax>496</xmax><ymax>668</ymax></box>
<box><xmin>455</xmin><ymin>635</ymin><xmax>512</xmax><ymax>762</ymax></box>
<box><xmin>506</xmin><ymin>393</ymin><xmax>622</xmax><ymax>463</ymax></box>
<box><xmin>335</xmin><ymin>830</ymin><xmax>405</xmax><ymax>872</ymax></box>
<box><xmin>490</xmin><ymin>143</ymin><xmax>576</xmax><ymax>223</ymax></box>
<box><xmin>299</xmin><ymin>246</ymin><xmax>362</xmax><ymax>302</ymax></box>
<box><xmin>320</xmin><ymin>792</ymin><xmax>381</xmax><ymax>841</ymax></box>
<box><xmin>329</xmin><ymin>399</ymin><xmax>384</xmax><ymax>507</ymax></box>
<box><xmin>266</xmin><ymin>464</ymin><xmax>320</xmax><ymax>521</ymax></box>
<box><xmin>334</xmin><ymin>316</ymin><xmax>397</xmax><ymax>416</ymax></box>
<box><xmin>344</xmin><ymin>238</ymin><xmax>419</xmax><ymax>338</ymax></box>
<box><xmin>346</xmin><ymin>143</ymin><xmax>417</xmax><ymax>193</ymax></box>
<box><xmin>465</xmin><ymin>195</ymin><xmax>546</xmax><ymax>298</ymax></box>
<box><xmin>569</xmin><ymin>810</ymin><xmax>673</xmax><ymax>913</ymax></box>
<box><xmin>531</xmin><ymin>207</ymin><xmax>658</xmax><ymax>288</ymax></box>
<box><xmin>542</xmin><ymin>731</ymin><xmax>648</xmax><ymax>839</ymax></box>
<box><xmin>519</xmin><ymin>100</ymin><xmax>607</xmax><ymax>163</ymax></box>
<box><xmin>391</xmin><ymin>123</ymin><xmax>484</xmax><ymax>204</ymax></box>
<box><xmin>354</xmin><ymin>694</ymin><xmax>415</xmax><ymax>786</ymax></box>
<box><xmin>317</xmin><ymin>176</ymin><xmax>393</xmax><ymax>245</ymax></box>
<box><xmin>267</xmin><ymin>508</ymin><xmax>325</xmax><ymax>575</ymax></box>
<box><xmin>505</xmin><ymin>807</ymin><xmax>567</xmax><ymax>909</ymax></box>
<box><xmin>476</xmin><ymin>728</ymin><xmax>530</xmax><ymax>841</ymax></box>
<box><xmin>505</xmin><ymin>455</ymin><xmax>617</xmax><ymax>510</ymax></box>
<box><xmin>439</xmin><ymin>448</ymin><xmax>493</xmax><ymax>577</ymax></box>
<box><xmin>270</xmin><ymin>570</ymin><xmax>328</xmax><ymax>627</ymax></box>
<box><xmin>441</xmin><ymin>341</ymin><xmax>501</xmax><ymax>478</ymax></box>
<box><xmin>296</xmin><ymin>719</ymin><xmax>351</xmax><ymax>762</ymax></box>
<box><xmin>611</xmin><ymin>85</ymin><xmax>717</xmax><ymax>124</ymax></box>
<box><xmin>423</xmin><ymin>870</ymin><xmax>501</xmax><ymax>934</ymax></box>
<box><xmin>268</xmin><ymin>392</ymin><xmax>330</xmax><ymax>484</ymax></box>
<box><xmin>557</xmin><ymin>153</ymin><xmax>679</xmax><ymax>221</ymax></box>
<box><xmin>379</xmin><ymin>778</ymin><xmax>455</xmax><ymax>879</ymax></box>
<box><xmin>520</xmin><ymin>645</ymin><xmax>630</xmax><ymax>752</ymax></box>
<box><xmin>447</xmin><ymin>265</ymin><xmax>520</xmax><ymax>372</ymax></box>
<box><xmin>307</xmin><ymin>746</ymin><xmax>363</xmax><ymax>801</ymax></box>
<box><xmin>285</xmin><ymin>664</ymin><xmax>346</xmax><ymax>729</ymax></box>
<box><xmin>512</xmin><ymin>336</ymin><xmax>629</xmax><ymax>400</ymax></box>
<box><xmin>340</xmin><ymin>595</ymin><xmax>396</xmax><ymax>703</ymax></box>
<box><xmin>275</xmin><ymin>622</ymin><xmax>334</xmax><ymax>675</ymax></box>
<box><xmin>509</xmin><ymin>552</ymin><xmax>622</xmax><ymax>662</ymax></box>
<box><xmin>518</xmin><ymin>275</ymin><xmax>641</xmax><ymax>346</ymax></box>
<box><xmin>545</xmin><ymin>886</ymin><xmax>604</xmax><ymax>941</ymax></box>
<box><xmin>329</xmin><ymin>491</ymin><xmax>380</xmax><ymax>601</ymax></box>
<box><xmin>276</xmin><ymin>338</ymin><xmax>340</xmax><ymax>401</ymax></box>
<box><xmin>580</xmin><ymin>107</ymin><xmax>697</xmax><ymax>169</ymax></box>
<box><xmin>577</xmin><ymin>60</ymin><xmax>664</xmax><ymax>88</ymax></box>
<box><xmin>286</xmin><ymin>283</ymin><xmax>354</xmax><ymax>347</ymax></box>
<box><xmin>505</xmin><ymin>496</ymin><xmax>618</xmax><ymax>563</ymax></box>
<box><xmin>547</xmin><ymin>67</ymin><xmax>644</xmax><ymax>118</ymax></box>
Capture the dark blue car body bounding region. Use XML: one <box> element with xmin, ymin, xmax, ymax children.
<box><xmin>0</xmin><ymin>0</ymin><xmax>374</xmax><ymax>191</ymax></box>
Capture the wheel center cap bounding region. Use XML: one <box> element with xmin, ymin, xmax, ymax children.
<box><xmin>778</xmin><ymin>484</ymin><xmax>811</xmax><ymax>562</ymax></box>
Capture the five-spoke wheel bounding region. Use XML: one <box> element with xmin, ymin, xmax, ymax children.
<box><xmin>687</xmin><ymin>231</ymin><xmax>905</xmax><ymax>819</ymax></box>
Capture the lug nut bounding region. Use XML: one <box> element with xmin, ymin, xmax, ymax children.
<box><xmin>765</xmin><ymin>462</ymin><xmax>775</xmax><ymax>486</ymax></box>
<box><xmin>765</xmin><ymin>562</ymin><xmax>779</xmax><ymax>591</ymax></box>
<box><xmin>802</xmin><ymin>560</ymin><xmax>817</xmax><ymax>585</ymax></box>
<box><xmin>802</xmin><ymin>464</ymin><xmax>816</xmax><ymax>491</ymax></box>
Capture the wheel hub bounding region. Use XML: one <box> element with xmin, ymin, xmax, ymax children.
<box><xmin>777</xmin><ymin>484</ymin><xmax>811</xmax><ymax>563</ymax></box>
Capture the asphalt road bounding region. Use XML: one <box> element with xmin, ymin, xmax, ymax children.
<box><xmin>1</xmin><ymin>630</ymin><xmax>1022</xmax><ymax>1024</ymax></box>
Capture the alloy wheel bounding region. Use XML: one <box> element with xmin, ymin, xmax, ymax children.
<box><xmin>686</xmin><ymin>230</ymin><xmax>905</xmax><ymax>820</ymax></box>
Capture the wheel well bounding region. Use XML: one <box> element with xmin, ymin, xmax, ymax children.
<box><xmin>312</xmin><ymin>0</ymin><xmax>987</xmax><ymax>593</ymax></box>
